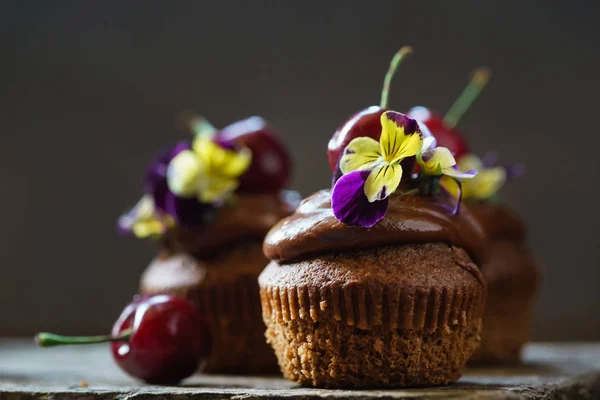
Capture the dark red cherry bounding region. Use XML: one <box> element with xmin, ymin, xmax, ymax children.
<box><xmin>327</xmin><ymin>106</ymin><xmax>385</xmax><ymax>171</ymax></box>
<box><xmin>110</xmin><ymin>295</ymin><xmax>210</xmax><ymax>384</ymax></box>
<box><xmin>218</xmin><ymin>116</ymin><xmax>291</xmax><ymax>192</ymax></box>
<box><xmin>407</xmin><ymin>106</ymin><xmax>470</xmax><ymax>159</ymax></box>
<box><xmin>36</xmin><ymin>295</ymin><xmax>210</xmax><ymax>385</ymax></box>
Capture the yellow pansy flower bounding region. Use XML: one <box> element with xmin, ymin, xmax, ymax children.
<box><xmin>118</xmin><ymin>195</ymin><xmax>174</xmax><ymax>239</ymax></box>
<box><xmin>417</xmin><ymin>137</ymin><xmax>478</xmax><ymax>180</ymax></box>
<box><xmin>167</xmin><ymin>136</ymin><xmax>251</xmax><ymax>203</ymax></box>
<box><xmin>339</xmin><ymin>111</ymin><xmax>423</xmax><ymax>202</ymax></box>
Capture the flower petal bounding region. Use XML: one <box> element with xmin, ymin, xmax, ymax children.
<box><xmin>468</xmin><ymin>167</ymin><xmax>506</xmax><ymax>199</ymax></box>
<box><xmin>197</xmin><ymin>177</ymin><xmax>239</xmax><ymax>203</ymax></box>
<box><xmin>339</xmin><ymin>136</ymin><xmax>381</xmax><ymax>174</ymax></box>
<box><xmin>379</xmin><ymin>111</ymin><xmax>423</xmax><ymax>162</ymax></box>
<box><xmin>192</xmin><ymin>136</ymin><xmax>251</xmax><ymax>178</ymax></box>
<box><xmin>364</xmin><ymin>162</ymin><xmax>403</xmax><ymax>202</ymax></box>
<box><xmin>166</xmin><ymin>150</ymin><xmax>205</xmax><ymax>197</ymax></box>
<box><xmin>145</xmin><ymin>141</ymin><xmax>191</xmax><ymax>199</ymax></box>
<box><xmin>432</xmin><ymin>147</ymin><xmax>457</xmax><ymax>169</ymax></box>
<box><xmin>332</xmin><ymin>170</ymin><xmax>389</xmax><ymax>227</ymax></box>
<box><xmin>442</xmin><ymin>165</ymin><xmax>478</xmax><ymax>180</ymax></box>
<box><xmin>421</xmin><ymin>136</ymin><xmax>436</xmax><ymax>153</ymax></box>
<box><xmin>164</xmin><ymin>194</ymin><xmax>215</xmax><ymax>226</ymax></box>
<box><xmin>457</xmin><ymin>154</ymin><xmax>483</xmax><ymax>172</ymax></box>
<box><xmin>117</xmin><ymin>195</ymin><xmax>173</xmax><ymax>238</ymax></box>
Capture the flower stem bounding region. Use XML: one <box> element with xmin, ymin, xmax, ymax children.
<box><xmin>176</xmin><ymin>111</ymin><xmax>217</xmax><ymax>137</ymax></box>
<box><xmin>443</xmin><ymin>67</ymin><xmax>491</xmax><ymax>128</ymax></box>
<box><xmin>380</xmin><ymin>46</ymin><xmax>414</xmax><ymax>109</ymax></box>
<box><xmin>35</xmin><ymin>329</ymin><xmax>132</xmax><ymax>347</ymax></box>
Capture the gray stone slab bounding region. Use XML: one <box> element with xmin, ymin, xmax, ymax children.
<box><xmin>0</xmin><ymin>340</ymin><xmax>599</xmax><ymax>399</ymax></box>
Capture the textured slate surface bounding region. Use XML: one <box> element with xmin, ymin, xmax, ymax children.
<box><xmin>0</xmin><ymin>340</ymin><xmax>599</xmax><ymax>399</ymax></box>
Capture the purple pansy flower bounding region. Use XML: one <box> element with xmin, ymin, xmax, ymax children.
<box><xmin>332</xmin><ymin>170</ymin><xmax>389</xmax><ymax>227</ymax></box>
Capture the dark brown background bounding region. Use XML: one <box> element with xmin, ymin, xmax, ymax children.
<box><xmin>2</xmin><ymin>1</ymin><xmax>598</xmax><ymax>339</ymax></box>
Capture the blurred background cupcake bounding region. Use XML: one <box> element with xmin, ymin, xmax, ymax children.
<box><xmin>119</xmin><ymin>116</ymin><xmax>300</xmax><ymax>373</ymax></box>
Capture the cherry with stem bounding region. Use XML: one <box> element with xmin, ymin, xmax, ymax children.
<box><xmin>35</xmin><ymin>295</ymin><xmax>210</xmax><ymax>385</ymax></box>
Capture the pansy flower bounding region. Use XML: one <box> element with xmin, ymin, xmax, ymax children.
<box><xmin>417</xmin><ymin>137</ymin><xmax>477</xmax><ymax>180</ymax></box>
<box><xmin>167</xmin><ymin>135</ymin><xmax>251</xmax><ymax>204</ymax></box>
<box><xmin>442</xmin><ymin>153</ymin><xmax>522</xmax><ymax>201</ymax></box>
<box><xmin>121</xmin><ymin>131</ymin><xmax>251</xmax><ymax>235</ymax></box>
<box><xmin>332</xmin><ymin>111</ymin><xmax>423</xmax><ymax>227</ymax></box>
<box><xmin>417</xmin><ymin>138</ymin><xmax>477</xmax><ymax>214</ymax></box>
<box><xmin>144</xmin><ymin>140</ymin><xmax>215</xmax><ymax>227</ymax></box>
<box><xmin>117</xmin><ymin>195</ymin><xmax>174</xmax><ymax>238</ymax></box>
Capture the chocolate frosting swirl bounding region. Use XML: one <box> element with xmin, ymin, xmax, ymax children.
<box><xmin>263</xmin><ymin>189</ymin><xmax>488</xmax><ymax>265</ymax></box>
<box><xmin>164</xmin><ymin>190</ymin><xmax>301</xmax><ymax>257</ymax></box>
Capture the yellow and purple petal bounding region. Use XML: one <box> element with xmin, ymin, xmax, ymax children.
<box><xmin>339</xmin><ymin>136</ymin><xmax>381</xmax><ymax>174</ymax></box>
<box><xmin>441</xmin><ymin>165</ymin><xmax>478</xmax><ymax>180</ymax></box>
<box><xmin>364</xmin><ymin>161</ymin><xmax>403</xmax><ymax>202</ymax></box>
<box><xmin>197</xmin><ymin>177</ymin><xmax>239</xmax><ymax>204</ymax></box>
<box><xmin>145</xmin><ymin>141</ymin><xmax>191</xmax><ymax>211</ymax></box>
<box><xmin>379</xmin><ymin>111</ymin><xmax>423</xmax><ymax>162</ymax></box>
<box><xmin>164</xmin><ymin>193</ymin><xmax>216</xmax><ymax>226</ymax></box>
<box><xmin>332</xmin><ymin>170</ymin><xmax>389</xmax><ymax>227</ymax></box>
<box><xmin>419</xmin><ymin>147</ymin><xmax>458</xmax><ymax>176</ymax></box>
<box><xmin>192</xmin><ymin>136</ymin><xmax>252</xmax><ymax>178</ymax></box>
<box><xmin>117</xmin><ymin>195</ymin><xmax>174</xmax><ymax>238</ymax></box>
<box><xmin>166</xmin><ymin>150</ymin><xmax>205</xmax><ymax>197</ymax></box>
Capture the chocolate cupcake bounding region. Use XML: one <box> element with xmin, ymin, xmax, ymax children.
<box><xmin>447</xmin><ymin>155</ymin><xmax>539</xmax><ymax>364</ymax></box>
<box><xmin>260</xmin><ymin>110</ymin><xmax>488</xmax><ymax>388</ymax></box>
<box><xmin>119</xmin><ymin>116</ymin><xmax>300</xmax><ymax>374</ymax></box>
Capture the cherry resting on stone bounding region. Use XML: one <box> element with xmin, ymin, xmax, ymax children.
<box><xmin>407</xmin><ymin>68</ymin><xmax>491</xmax><ymax>159</ymax></box>
<box><xmin>35</xmin><ymin>294</ymin><xmax>210</xmax><ymax>385</ymax></box>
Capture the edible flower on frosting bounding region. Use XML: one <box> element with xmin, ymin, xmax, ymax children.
<box><xmin>417</xmin><ymin>137</ymin><xmax>477</xmax><ymax>180</ymax></box>
<box><xmin>167</xmin><ymin>136</ymin><xmax>251</xmax><ymax>203</ymax></box>
<box><xmin>118</xmin><ymin>195</ymin><xmax>174</xmax><ymax>238</ymax></box>
<box><xmin>332</xmin><ymin>111</ymin><xmax>423</xmax><ymax>228</ymax></box>
<box><xmin>416</xmin><ymin>138</ymin><xmax>477</xmax><ymax>215</ymax></box>
<box><xmin>119</xmin><ymin>131</ymin><xmax>251</xmax><ymax>235</ymax></box>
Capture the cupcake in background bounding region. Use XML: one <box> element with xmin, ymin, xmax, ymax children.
<box><xmin>118</xmin><ymin>115</ymin><xmax>300</xmax><ymax>374</ymax></box>
<box><xmin>443</xmin><ymin>154</ymin><xmax>538</xmax><ymax>364</ymax></box>
<box><xmin>408</xmin><ymin>69</ymin><xmax>539</xmax><ymax>364</ymax></box>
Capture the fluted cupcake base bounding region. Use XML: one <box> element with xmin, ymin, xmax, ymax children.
<box><xmin>259</xmin><ymin>243</ymin><xmax>486</xmax><ymax>388</ymax></box>
<box><xmin>141</xmin><ymin>242</ymin><xmax>278</xmax><ymax>374</ymax></box>
<box><xmin>471</xmin><ymin>239</ymin><xmax>539</xmax><ymax>364</ymax></box>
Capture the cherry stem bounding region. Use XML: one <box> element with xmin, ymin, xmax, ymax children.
<box><xmin>443</xmin><ymin>67</ymin><xmax>491</xmax><ymax>128</ymax></box>
<box><xmin>380</xmin><ymin>46</ymin><xmax>414</xmax><ymax>109</ymax></box>
<box><xmin>176</xmin><ymin>111</ymin><xmax>217</xmax><ymax>137</ymax></box>
<box><xmin>35</xmin><ymin>329</ymin><xmax>132</xmax><ymax>347</ymax></box>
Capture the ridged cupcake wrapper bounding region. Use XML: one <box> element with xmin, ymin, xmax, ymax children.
<box><xmin>261</xmin><ymin>282</ymin><xmax>483</xmax><ymax>333</ymax></box>
<box><xmin>192</xmin><ymin>276</ymin><xmax>263</xmax><ymax>324</ymax></box>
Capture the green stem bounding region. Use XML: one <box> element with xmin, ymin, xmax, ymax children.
<box><xmin>35</xmin><ymin>329</ymin><xmax>132</xmax><ymax>347</ymax></box>
<box><xmin>176</xmin><ymin>111</ymin><xmax>217</xmax><ymax>137</ymax></box>
<box><xmin>380</xmin><ymin>46</ymin><xmax>414</xmax><ymax>109</ymax></box>
<box><xmin>443</xmin><ymin>67</ymin><xmax>491</xmax><ymax>128</ymax></box>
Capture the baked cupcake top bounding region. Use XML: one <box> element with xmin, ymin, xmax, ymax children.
<box><xmin>118</xmin><ymin>115</ymin><xmax>300</xmax><ymax>254</ymax></box>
